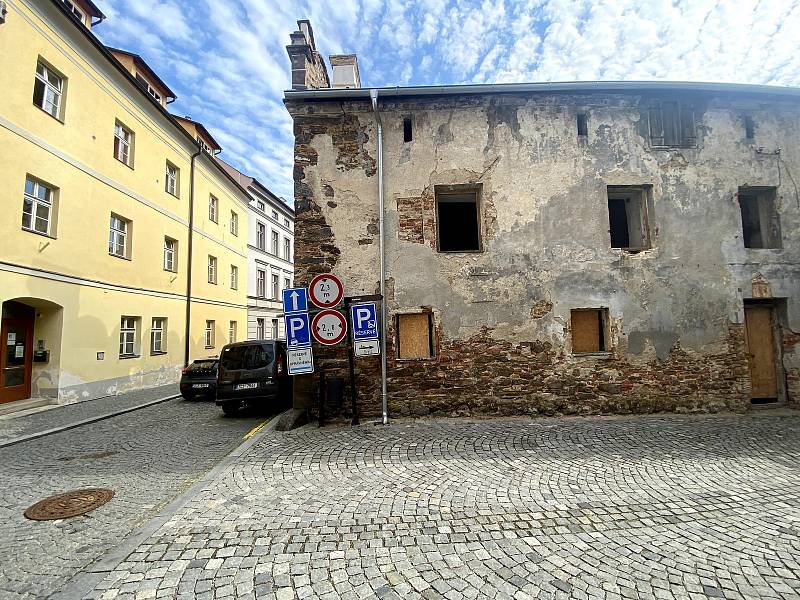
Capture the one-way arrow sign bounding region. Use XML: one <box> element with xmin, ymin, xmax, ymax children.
<box><xmin>282</xmin><ymin>287</ymin><xmax>308</xmax><ymax>315</ymax></box>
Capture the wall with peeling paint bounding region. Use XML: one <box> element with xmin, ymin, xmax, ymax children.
<box><xmin>287</xmin><ymin>91</ymin><xmax>800</xmax><ymax>417</ymax></box>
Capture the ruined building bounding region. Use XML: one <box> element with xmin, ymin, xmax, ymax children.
<box><xmin>284</xmin><ymin>21</ymin><xmax>800</xmax><ymax>418</ymax></box>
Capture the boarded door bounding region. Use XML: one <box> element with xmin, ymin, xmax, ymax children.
<box><xmin>744</xmin><ymin>305</ymin><xmax>778</xmax><ymax>399</ymax></box>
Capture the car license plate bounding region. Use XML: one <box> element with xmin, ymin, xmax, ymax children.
<box><xmin>192</xmin><ymin>384</ymin><xmax>210</xmax><ymax>388</ymax></box>
<box><xmin>236</xmin><ymin>383</ymin><xmax>258</xmax><ymax>390</ymax></box>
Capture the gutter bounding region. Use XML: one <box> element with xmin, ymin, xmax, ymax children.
<box><xmin>184</xmin><ymin>146</ymin><xmax>203</xmax><ymax>368</ymax></box>
<box><xmin>370</xmin><ymin>89</ymin><xmax>389</xmax><ymax>425</ymax></box>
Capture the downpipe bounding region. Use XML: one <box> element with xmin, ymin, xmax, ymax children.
<box><xmin>184</xmin><ymin>146</ymin><xmax>203</xmax><ymax>368</ymax></box>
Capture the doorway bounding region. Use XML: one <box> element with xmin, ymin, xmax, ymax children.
<box><xmin>1</xmin><ymin>301</ymin><xmax>35</xmax><ymax>404</ymax></box>
<box><xmin>743</xmin><ymin>300</ymin><xmax>784</xmax><ymax>404</ymax></box>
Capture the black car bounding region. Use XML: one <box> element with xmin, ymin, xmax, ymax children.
<box><xmin>215</xmin><ymin>340</ymin><xmax>291</xmax><ymax>416</ymax></box>
<box><xmin>179</xmin><ymin>359</ymin><xmax>218</xmax><ymax>400</ymax></box>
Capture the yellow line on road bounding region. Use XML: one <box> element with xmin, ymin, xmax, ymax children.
<box><xmin>243</xmin><ymin>419</ymin><xmax>271</xmax><ymax>440</ymax></box>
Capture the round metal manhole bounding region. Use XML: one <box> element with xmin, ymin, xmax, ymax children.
<box><xmin>24</xmin><ymin>488</ymin><xmax>115</xmax><ymax>521</ymax></box>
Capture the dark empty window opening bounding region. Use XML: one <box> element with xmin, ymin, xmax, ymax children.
<box><xmin>739</xmin><ymin>187</ymin><xmax>781</xmax><ymax>249</ymax></box>
<box><xmin>436</xmin><ymin>190</ymin><xmax>481</xmax><ymax>252</ymax></box>
<box><xmin>403</xmin><ymin>117</ymin><xmax>413</xmax><ymax>142</ymax></box>
<box><xmin>607</xmin><ymin>186</ymin><xmax>651</xmax><ymax>251</ymax></box>
<box><xmin>744</xmin><ymin>116</ymin><xmax>755</xmax><ymax>140</ymax></box>
<box><xmin>648</xmin><ymin>99</ymin><xmax>695</xmax><ymax>147</ymax></box>
<box><xmin>571</xmin><ymin>308</ymin><xmax>608</xmax><ymax>353</ymax></box>
<box><xmin>577</xmin><ymin>113</ymin><xmax>588</xmax><ymax>137</ymax></box>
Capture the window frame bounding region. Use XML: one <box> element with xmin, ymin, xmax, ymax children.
<box><xmin>230</xmin><ymin>264</ymin><xmax>238</xmax><ymax>290</ymax></box>
<box><xmin>109</xmin><ymin>213</ymin><xmax>130</xmax><ymax>259</ymax></box>
<box><xmin>209</xmin><ymin>195</ymin><xmax>219</xmax><ymax>223</ymax></box>
<box><xmin>271</xmin><ymin>230</ymin><xmax>279</xmax><ymax>255</ymax></box>
<box><xmin>33</xmin><ymin>59</ymin><xmax>65</xmax><ymax>121</ymax></box>
<box><xmin>434</xmin><ymin>186</ymin><xmax>483</xmax><ymax>254</ymax></box>
<box><xmin>163</xmin><ymin>237</ymin><xmax>177</xmax><ymax>272</ymax></box>
<box><xmin>256</xmin><ymin>318</ymin><xmax>265</xmax><ymax>339</ymax></box>
<box><xmin>119</xmin><ymin>316</ymin><xmax>139</xmax><ymax>358</ymax></box>
<box><xmin>606</xmin><ymin>185</ymin><xmax>653</xmax><ymax>252</ymax></box>
<box><xmin>205</xmin><ymin>320</ymin><xmax>215</xmax><ymax>349</ymax></box>
<box><xmin>114</xmin><ymin>121</ymin><xmax>134</xmax><ymax>167</ymax></box>
<box><xmin>229</xmin><ymin>321</ymin><xmax>237</xmax><ymax>343</ymax></box>
<box><xmin>230</xmin><ymin>210</ymin><xmax>238</xmax><ymax>236</ymax></box>
<box><xmin>22</xmin><ymin>176</ymin><xmax>56</xmax><ymax>237</ymax></box>
<box><xmin>256</xmin><ymin>222</ymin><xmax>266</xmax><ymax>250</ymax></box>
<box><xmin>271</xmin><ymin>274</ymin><xmax>279</xmax><ymax>299</ymax></box>
<box><xmin>150</xmin><ymin>317</ymin><xmax>166</xmax><ymax>354</ymax></box>
<box><xmin>647</xmin><ymin>98</ymin><xmax>696</xmax><ymax>148</ymax></box>
<box><xmin>738</xmin><ymin>187</ymin><xmax>782</xmax><ymax>249</ymax></box>
<box><xmin>165</xmin><ymin>161</ymin><xmax>179</xmax><ymax>197</ymax></box>
<box><xmin>256</xmin><ymin>269</ymin><xmax>266</xmax><ymax>297</ymax></box>
<box><xmin>283</xmin><ymin>237</ymin><xmax>291</xmax><ymax>260</ymax></box>
<box><xmin>271</xmin><ymin>318</ymin><xmax>279</xmax><ymax>339</ymax></box>
<box><xmin>570</xmin><ymin>308</ymin><xmax>610</xmax><ymax>354</ymax></box>
<box><xmin>208</xmin><ymin>255</ymin><xmax>217</xmax><ymax>284</ymax></box>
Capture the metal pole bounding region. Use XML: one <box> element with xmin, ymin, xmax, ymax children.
<box><xmin>370</xmin><ymin>89</ymin><xmax>389</xmax><ymax>425</ymax></box>
<box><xmin>344</xmin><ymin>298</ymin><xmax>359</xmax><ymax>425</ymax></box>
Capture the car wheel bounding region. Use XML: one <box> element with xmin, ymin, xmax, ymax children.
<box><xmin>221</xmin><ymin>403</ymin><xmax>239</xmax><ymax>417</ymax></box>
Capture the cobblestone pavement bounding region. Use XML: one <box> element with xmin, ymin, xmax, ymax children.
<box><xmin>0</xmin><ymin>398</ymin><xmax>266</xmax><ymax>599</ymax></box>
<box><xmin>0</xmin><ymin>383</ymin><xmax>179</xmax><ymax>445</ymax></box>
<box><xmin>78</xmin><ymin>412</ymin><xmax>800</xmax><ymax>600</ymax></box>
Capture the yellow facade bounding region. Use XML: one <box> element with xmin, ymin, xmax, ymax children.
<box><xmin>0</xmin><ymin>0</ymin><xmax>249</xmax><ymax>404</ymax></box>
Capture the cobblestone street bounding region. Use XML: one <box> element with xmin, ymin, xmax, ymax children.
<box><xmin>0</xmin><ymin>398</ymin><xmax>266</xmax><ymax>600</ymax></box>
<box><xmin>76</xmin><ymin>412</ymin><xmax>800</xmax><ymax>600</ymax></box>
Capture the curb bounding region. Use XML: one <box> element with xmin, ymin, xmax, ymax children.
<box><xmin>50</xmin><ymin>408</ymin><xmax>289</xmax><ymax>600</ymax></box>
<box><xmin>0</xmin><ymin>394</ymin><xmax>180</xmax><ymax>449</ymax></box>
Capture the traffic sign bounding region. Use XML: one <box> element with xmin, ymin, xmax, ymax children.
<box><xmin>282</xmin><ymin>287</ymin><xmax>308</xmax><ymax>314</ymax></box>
<box><xmin>354</xmin><ymin>339</ymin><xmax>380</xmax><ymax>357</ymax></box>
<box><xmin>350</xmin><ymin>302</ymin><xmax>378</xmax><ymax>341</ymax></box>
<box><xmin>311</xmin><ymin>309</ymin><xmax>348</xmax><ymax>345</ymax></box>
<box><xmin>309</xmin><ymin>273</ymin><xmax>344</xmax><ymax>308</ymax></box>
<box><xmin>287</xmin><ymin>348</ymin><xmax>314</xmax><ymax>375</ymax></box>
<box><xmin>284</xmin><ymin>313</ymin><xmax>311</xmax><ymax>348</ymax></box>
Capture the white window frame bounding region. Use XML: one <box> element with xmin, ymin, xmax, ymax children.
<box><xmin>230</xmin><ymin>211</ymin><xmax>238</xmax><ymax>236</ymax></box>
<box><xmin>209</xmin><ymin>196</ymin><xmax>218</xmax><ymax>223</ymax></box>
<box><xmin>271</xmin><ymin>274</ymin><xmax>279</xmax><ymax>299</ymax></box>
<box><xmin>229</xmin><ymin>321</ymin><xmax>237</xmax><ymax>343</ymax></box>
<box><xmin>109</xmin><ymin>214</ymin><xmax>129</xmax><ymax>258</ymax></box>
<box><xmin>119</xmin><ymin>317</ymin><xmax>138</xmax><ymax>357</ymax></box>
<box><xmin>150</xmin><ymin>318</ymin><xmax>166</xmax><ymax>354</ymax></box>
<box><xmin>61</xmin><ymin>0</ymin><xmax>84</xmax><ymax>21</ymax></box>
<box><xmin>256</xmin><ymin>269</ymin><xmax>266</xmax><ymax>297</ymax></box>
<box><xmin>256</xmin><ymin>318</ymin><xmax>265</xmax><ymax>339</ymax></box>
<box><xmin>257</xmin><ymin>201</ymin><xmax>265</xmax><ymax>212</ymax></box>
<box><xmin>163</xmin><ymin>238</ymin><xmax>176</xmax><ymax>272</ymax></box>
<box><xmin>271</xmin><ymin>230</ymin><xmax>279</xmax><ymax>255</ymax></box>
<box><xmin>230</xmin><ymin>264</ymin><xmax>238</xmax><ymax>290</ymax></box>
<box><xmin>257</xmin><ymin>222</ymin><xmax>266</xmax><ymax>249</ymax></box>
<box><xmin>34</xmin><ymin>61</ymin><xmax>63</xmax><ymax>119</ymax></box>
<box><xmin>114</xmin><ymin>122</ymin><xmax>133</xmax><ymax>166</ymax></box>
<box><xmin>283</xmin><ymin>237</ymin><xmax>290</xmax><ymax>260</ymax></box>
<box><xmin>205</xmin><ymin>320</ymin><xmax>215</xmax><ymax>348</ymax></box>
<box><xmin>208</xmin><ymin>255</ymin><xmax>217</xmax><ymax>284</ymax></box>
<box><xmin>165</xmin><ymin>162</ymin><xmax>178</xmax><ymax>196</ymax></box>
<box><xmin>22</xmin><ymin>177</ymin><xmax>54</xmax><ymax>236</ymax></box>
<box><xmin>284</xmin><ymin>277</ymin><xmax>291</xmax><ymax>291</ymax></box>
<box><xmin>198</xmin><ymin>137</ymin><xmax>212</xmax><ymax>154</ymax></box>
<box><xmin>271</xmin><ymin>318</ymin><xmax>279</xmax><ymax>339</ymax></box>
<box><xmin>271</xmin><ymin>210</ymin><xmax>278</xmax><ymax>220</ymax></box>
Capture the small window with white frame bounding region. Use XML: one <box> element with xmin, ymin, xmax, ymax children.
<box><xmin>205</xmin><ymin>320</ymin><xmax>215</xmax><ymax>348</ymax></box>
<box><xmin>209</xmin><ymin>195</ymin><xmax>219</xmax><ymax>223</ymax></box>
<box><xmin>114</xmin><ymin>121</ymin><xmax>134</xmax><ymax>167</ymax></box>
<box><xmin>257</xmin><ymin>200</ymin><xmax>265</xmax><ymax>212</ymax></box>
<box><xmin>230</xmin><ymin>211</ymin><xmax>238</xmax><ymax>236</ymax></box>
<box><xmin>271</xmin><ymin>230</ymin><xmax>279</xmax><ymax>255</ymax></box>
<box><xmin>284</xmin><ymin>218</ymin><xmax>290</xmax><ymax>228</ymax></box>
<box><xmin>230</xmin><ymin>264</ymin><xmax>238</xmax><ymax>289</ymax></box>
<box><xmin>256</xmin><ymin>318</ymin><xmax>265</xmax><ymax>339</ymax></box>
<box><xmin>271</xmin><ymin>209</ymin><xmax>278</xmax><ymax>220</ymax></box>
<box><xmin>61</xmin><ymin>0</ymin><xmax>85</xmax><ymax>23</ymax></box>
<box><xmin>256</xmin><ymin>269</ymin><xmax>266</xmax><ymax>297</ymax></box>
<box><xmin>163</xmin><ymin>237</ymin><xmax>177</xmax><ymax>272</ymax></box>
<box><xmin>284</xmin><ymin>277</ymin><xmax>290</xmax><ymax>291</ymax></box>
<box><xmin>109</xmin><ymin>214</ymin><xmax>131</xmax><ymax>259</ymax></box>
<box><xmin>198</xmin><ymin>137</ymin><xmax>212</xmax><ymax>154</ymax></box>
<box><xmin>119</xmin><ymin>316</ymin><xmax>140</xmax><ymax>357</ymax></box>
<box><xmin>22</xmin><ymin>176</ymin><xmax>56</xmax><ymax>237</ymax></box>
<box><xmin>208</xmin><ymin>255</ymin><xmax>217</xmax><ymax>284</ymax></box>
<box><xmin>150</xmin><ymin>317</ymin><xmax>166</xmax><ymax>354</ymax></box>
<box><xmin>283</xmin><ymin>237</ymin><xmax>290</xmax><ymax>260</ymax></box>
<box><xmin>229</xmin><ymin>321</ymin><xmax>237</xmax><ymax>343</ymax></box>
<box><xmin>271</xmin><ymin>274</ymin><xmax>279</xmax><ymax>299</ymax></box>
<box><xmin>271</xmin><ymin>318</ymin><xmax>279</xmax><ymax>339</ymax></box>
<box><xmin>165</xmin><ymin>162</ymin><xmax>179</xmax><ymax>196</ymax></box>
<box><xmin>257</xmin><ymin>222</ymin><xmax>266</xmax><ymax>249</ymax></box>
<box><xmin>33</xmin><ymin>60</ymin><xmax>65</xmax><ymax>120</ymax></box>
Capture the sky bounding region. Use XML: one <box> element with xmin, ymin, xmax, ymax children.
<box><xmin>91</xmin><ymin>0</ymin><xmax>800</xmax><ymax>201</ymax></box>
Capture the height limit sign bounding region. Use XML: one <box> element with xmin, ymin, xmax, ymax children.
<box><xmin>309</xmin><ymin>274</ymin><xmax>343</xmax><ymax>308</ymax></box>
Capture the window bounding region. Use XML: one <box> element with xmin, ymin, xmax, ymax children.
<box><xmin>119</xmin><ymin>317</ymin><xmax>139</xmax><ymax>357</ymax></box>
<box><xmin>165</xmin><ymin>162</ymin><xmax>179</xmax><ymax>196</ymax></box>
<box><xmin>271</xmin><ymin>274</ymin><xmax>279</xmax><ymax>299</ymax></box>
<box><xmin>163</xmin><ymin>237</ymin><xmax>177</xmax><ymax>272</ymax></box>
<box><xmin>284</xmin><ymin>218</ymin><xmax>290</xmax><ymax>228</ymax></box>
<box><xmin>150</xmin><ymin>318</ymin><xmax>166</xmax><ymax>354</ymax></box>
<box><xmin>109</xmin><ymin>214</ymin><xmax>130</xmax><ymax>258</ymax></box>
<box><xmin>230</xmin><ymin>211</ymin><xmax>238</xmax><ymax>236</ymax></box>
<box><xmin>435</xmin><ymin>189</ymin><xmax>481</xmax><ymax>252</ymax></box>
<box><xmin>205</xmin><ymin>320</ymin><xmax>215</xmax><ymax>348</ymax></box>
<box><xmin>34</xmin><ymin>61</ymin><xmax>64</xmax><ymax>119</ymax></box>
<box><xmin>397</xmin><ymin>313</ymin><xmax>434</xmax><ymax>359</ymax></box>
<box><xmin>284</xmin><ymin>277</ymin><xmax>291</xmax><ymax>291</ymax></box>
<box><xmin>22</xmin><ymin>177</ymin><xmax>55</xmax><ymax>236</ymax></box>
<box><xmin>114</xmin><ymin>122</ymin><xmax>134</xmax><ymax>166</ymax></box>
<box><xmin>577</xmin><ymin>113</ymin><xmax>588</xmax><ymax>137</ymax></box>
<box><xmin>257</xmin><ymin>201</ymin><xmax>265</xmax><ymax>212</ymax></box>
<box><xmin>271</xmin><ymin>230</ymin><xmax>279</xmax><ymax>255</ymax></box>
<box><xmin>208</xmin><ymin>256</ymin><xmax>217</xmax><ymax>284</ymax></box>
<box><xmin>648</xmin><ymin>99</ymin><xmax>695</xmax><ymax>148</ymax></box>
<box><xmin>61</xmin><ymin>0</ymin><xmax>84</xmax><ymax>22</ymax></box>
<box><xmin>271</xmin><ymin>318</ymin><xmax>279</xmax><ymax>339</ymax></box>
<box><xmin>571</xmin><ymin>309</ymin><xmax>609</xmax><ymax>353</ymax></box>
<box><xmin>403</xmin><ymin>117</ymin><xmax>413</xmax><ymax>142</ymax></box>
<box><xmin>256</xmin><ymin>318</ymin><xmax>265</xmax><ymax>339</ymax></box>
<box><xmin>257</xmin><ymin>222</ymin><xmax>266</xmax><ymax>250</ymax></box>
<box><xmin>272</xmin><ymin>210</ymin><xmax>278</xmax><ymax>220</ymax></box>
<box><xmin>744</xmin><ymin>116</ymin><xmax>755</xmax><ymax>140</ymax></box>
<box><xmin>198</xmin><ymin>137</ymin><xmax>212</xmax><ymax>154</ymax></box>
<box><xmin>135</xmin><ymin>74</ymin><xmax>161</xmax><ymax>103</ymax></box>
<box><xmin>209</xmin><ymin>196</ymin><xmax>218</xmax><ymax>223</ymax></box>
<box><xmin>230</xmin><ymin>265</ymin><xmax>238</xmax><ymax>289</ymax></box>
<box><xmin>256</xmin><ymin>269</ymin><xmax>266</xmax><ymax>297</ymax></box>
<box><xmin>606</xmin><ymin>186</ymin><xmax>652</xmax><ymax>251</ymax></box>
<box><xmin>229</xmin><ymin>321</ymin><xmax>237</xmax><ymax>343</ymax></box>
<box><xmin>283</xmin><ymin>237</ymin><xmax>291</xmax><ymax>260</ymax></box>
<box><xmin>739</xmin><ymin>187</ymin><xmax>781</xmax><ymax>249</ymax></box>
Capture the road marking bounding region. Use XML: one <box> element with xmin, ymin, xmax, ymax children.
<box><xmin>243</xmin><ymin>419</ymin><xmax>271</xmax><ymax>440</ymax></box>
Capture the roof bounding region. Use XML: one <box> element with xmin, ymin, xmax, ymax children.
<box><xmin>106</xmin><ymin>47</ymin><xmax>177</xmax><ymax>101</ymax></box>
<box><xmin>215</xmin><ymin>158</ymin><xmax>294</xmax><ymax>215</ymax></box>
<box><xmin>78</xmin><ymin>0</ymin><xmax>105</xmax><ymax>20</ymax></box>
<box><xmin>173</xmin><ymin>115</ymin><xmax>222</xmax><ymax>152</ymax></box>
<box><xmin>285</xmin><ymin>80</ymin><xmax>800</xmax><ymax>101</ymax></box>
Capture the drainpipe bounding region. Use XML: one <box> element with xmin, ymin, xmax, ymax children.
<box><xmin>370</xmin><ymin>89</ymin><xmax>389</xmax><ymax>425</ymax></box>
<box><xmin>184</xmin><ymin>146</ymin><xmax>203</xmax><ymax>367</ymax></box>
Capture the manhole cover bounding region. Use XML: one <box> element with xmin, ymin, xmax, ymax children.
<box><xmin>24</xmin><ymin>488</ymin><xmax>114</xmax><ymax>521</ymax></box>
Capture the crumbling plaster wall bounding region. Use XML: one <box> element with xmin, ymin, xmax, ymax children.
<box><xmin>288</xmin><ymin>92</ymin><xmax>800</xmax><ymax>416</ymax></box>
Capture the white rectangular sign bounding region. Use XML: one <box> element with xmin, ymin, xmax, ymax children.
<box><xmin>354</xmin><ymin>339</ymin><xmax>380</xmax><ymax>357</ymax></box>
<box><xmin>287</xmin><ymin>347</ymin><xmax>314</xmax><ymax>375</ymax></box>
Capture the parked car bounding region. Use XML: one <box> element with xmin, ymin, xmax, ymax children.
<box><xmin>179</xmin><ymin>359</ymin><xmax>218</xmax><ymax>401</ymax></box>
<box><xmin>215</xmin><ymin>340</ymin><xmax>291</xmax><ymax>416</ymax></box>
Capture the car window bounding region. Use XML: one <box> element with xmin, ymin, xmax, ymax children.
<box><xmin>186</xmin><ymin>360</ymin><xmax>217</xmax><ymax>373</ymax></box>
<box><xmin>220</xmin><ymin>344</ymin><xmax>274</xmax><ymax>371</ymax></box>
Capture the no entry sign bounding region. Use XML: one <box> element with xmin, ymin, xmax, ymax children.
<box><xmin>311</xmin><ymin>309</ymin><xmax>348</xmax><ymax>345</ymax></box>
<box><xmin>309</xmin><ymin>273</ymin><xmax>344</xmax><ymax>308</ymax></box>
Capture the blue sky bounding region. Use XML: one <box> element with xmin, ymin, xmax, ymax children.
<box><xmin>91</xmin><ymin>0</ymin><xmax>800</xmax><ymax>200</ymax></box>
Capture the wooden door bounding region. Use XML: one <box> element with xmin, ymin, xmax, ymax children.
<box><xmin>0</xmin><ymin>316</ymin><xmax>34</xmax><ymax>404</ymax></box>
<box><xmin>744</xmin><ymin>305</ymin><xmax>778</xmax><ymax>399</ymax></box>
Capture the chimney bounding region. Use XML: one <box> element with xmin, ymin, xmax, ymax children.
<box><xmin>286</xmin><ymin>19</ymin><xmax>330</xmax><ymax>90</ymax></box>
<box><xmin>329</xmin><ymin>55</ymin><xmax>361</xmax><ymax>89</ymax></box>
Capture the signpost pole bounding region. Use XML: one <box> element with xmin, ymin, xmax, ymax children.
<box><xmin>344</xmin><ymin>297</ymin><xmax>359</xmax><ymax>425</ymax></box>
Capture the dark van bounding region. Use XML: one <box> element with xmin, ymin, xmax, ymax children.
<box><xmin>215</xmin><ymin>340</ymin><xmax>290</xmax><ymax>416</ymax></box>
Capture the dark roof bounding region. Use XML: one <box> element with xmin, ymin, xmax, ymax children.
<box><xmin>106</xmin><ymin>47</ymin><xmax>177</xmax><ymax>101</ymax></box>
<box><xmin>81</xmin><ymin>0</ymin><xmax>105</xmax><ymax>20</ymax></box>
<box><xmin>173</xmin><ymin>115</ymin><xmax>222</xmax><ymax>152</ymax></box>
<box><xmin>215</xmin><ymin>157</ymin><xmax>294</xmax><ymax>215</ymax></box>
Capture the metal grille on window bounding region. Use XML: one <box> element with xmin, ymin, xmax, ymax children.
<box><xmin>34</xmin><ymin>62</ymin><xmax>62</xmax><ymax>118</ymax></box>
<box><xmin>109</xmin><ymin>216</ymin><xmax>127</xmax><ymax>257</ymax></box>
<box><xmin>23</xmin><ymin>178</ymin><xmax>52</xmax><ymax>235</ymax></box>
<box><xmin>120</xmin><ymin>318</ymin><xmax>136</xmax><ymax>356</ymax></box>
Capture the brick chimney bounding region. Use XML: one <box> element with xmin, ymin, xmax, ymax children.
<box><xmin>329</xmin><ymin>54</ymin><xmax>361</xmax><ymax>89</ymax></box>
<box><xmin>286</xmin><ymin>20</ymin><xmax>330</xmax><ymax>90</ymax></box>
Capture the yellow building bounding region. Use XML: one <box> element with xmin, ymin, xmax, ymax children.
<box><xmin>0</xmin><ymin>0</ymin><xmax>250</xmax><ymax>408</ymax></box>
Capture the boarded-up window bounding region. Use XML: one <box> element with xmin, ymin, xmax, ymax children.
<box><xmin>571</xmin><ymin>309</ymin><xmax>608</xmax><ymax>353</ymax></box>
<box><xmin>648</xmin><ymin>99</ymin><xmax>695</xmax><ymax>147</ymax></box>
<box><xmin>397</xmin><ymin>313</ymin><xmax>433</xmax><ymax>359</ymax></box>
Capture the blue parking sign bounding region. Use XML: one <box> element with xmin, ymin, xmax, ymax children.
<box><xmin>350</xmin><ymin>302</ymin><xmax>379</xmax><ymax>341</ymax></box>
<box><xmin>284</xmin><ymin>313</ymin><xmax>311</xmax><ymax>348</ymax></box>
<box><xmin>282</xmin><ymin>287</ymin><xmax>308</xmax><ymax>315</ymax></box>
